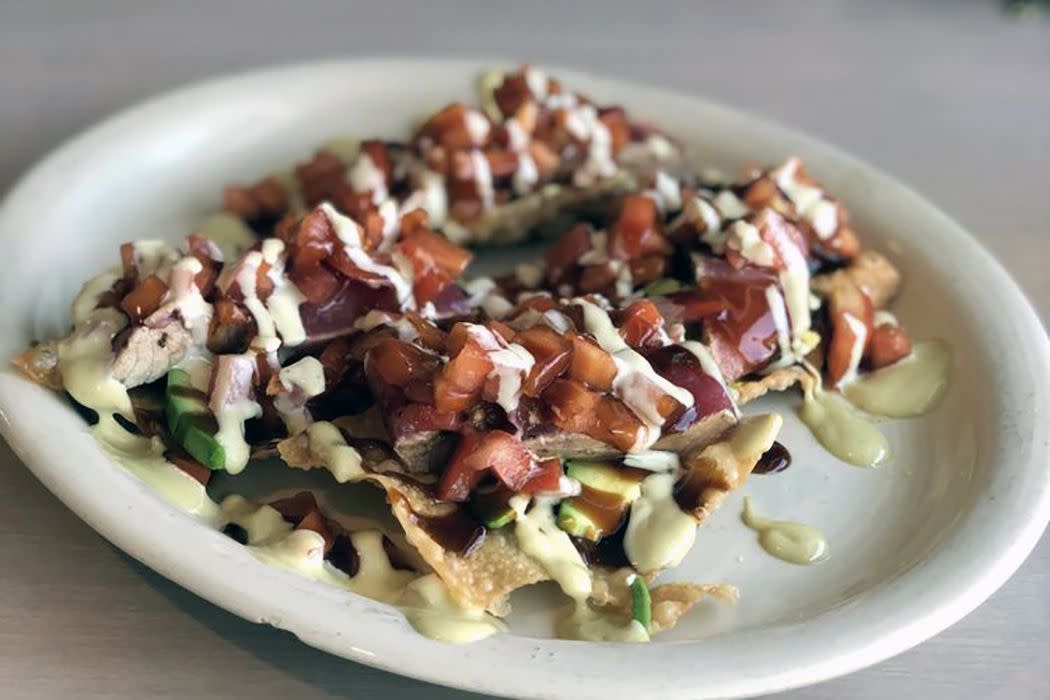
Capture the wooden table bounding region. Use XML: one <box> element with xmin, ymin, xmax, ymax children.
<box><xmin>2</xmin><ymin>1</ymin><xmax>1047</xmax><ymax>698</ymax></box>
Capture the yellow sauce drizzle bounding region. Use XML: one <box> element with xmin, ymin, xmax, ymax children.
<box><xmin>740</xmin><ymin>498</ymin><xmax>828</xmax><ymax>565</ymax></box>
<box><xmin>799</xmin><ymin>372</ymin><xmax>889</xmax><ymax>467</ymax></box>
<box><xmin>845</xmin><ymin>340</ymin><xmax>951</xmax><ymax>418</ymax></box>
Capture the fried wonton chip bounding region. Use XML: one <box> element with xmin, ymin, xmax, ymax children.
<box><xmin>676</xmin><ymin>414</ymin><xmax>783</xmax><ymax>526</ymax></box>
<box><xmin>277</xmin><ymin>429</ymin><xmax>546</xmax><ymax>615</ymax></box>
<box><xmin>279</xmin><ymin>413</ymin><xmax>780</xmax><ymax>618</ymax></box>
<box><xmin>590</xmin><ymin>567</ymin><xmax>738</xmax><ymax>633</ymax></box>
<box><xmin>733</xmin><ymin>366</ymin><xmax>808</xmax><ymax>406</ymax></box>
<box><xmin>811</xmin><ymin>249</ymin><xmax>901</xmax><ymax>309</ymax></box>
<box><xmin>11</xmin><ymin>340</ymin><xmax>63</xmax><ymax>391</ymax></box>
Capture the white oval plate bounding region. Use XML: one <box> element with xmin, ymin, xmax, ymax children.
<box><xmin>1</xmin><ymin>59</ymin><xmax>1048</xmax><ymax>700</ymax></box>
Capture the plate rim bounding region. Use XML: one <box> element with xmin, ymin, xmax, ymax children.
<box><xmin>1</xmin><ymin>57</ymin><xmax>1048</xmax><ymax>700</ymax></box>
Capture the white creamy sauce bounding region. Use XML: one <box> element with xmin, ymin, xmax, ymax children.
<box><xmin>464</xmin><ymin>108</ymin><xmax>491</xmax><ymax>146</ymax></box>
<box><xmin>465</xmin><ymin>324</ymin><xmax>535</xmax><ymax>413</ymax></box>
<box><xmin>623</xmin><ymin>450</ymin><xmax>680</xmax><ymax>472</ymax></box>
<box><xmin>773</xmin><ymin>158</ymin><xmax>839</xmax><ymax>241</ymax></box>
<box><xmin>305</xmin><ymin>421</ymin><xmax>365</xmax><ymax>483</ymax></box>
<box><xmin>320</xmin><ymin>203</ymin><xmax>415</xmax><ymax>309</ymax></box>
<box><xmin>575</xmin><ymin>299</ymin><xmax>694</xmax><ymax>448</ymax></box>
<box><xmin>680</xmin><ymin>340</ymin><xmax>736</xmax><ymax>415</ymax></box>
<box><xmin>398</xmin><ymin>573</ymin><xmax>506</xmax><ymax>643</ymax></box>
<box><xmin>511</xmin><ymin>496</ymin><xmax>592</xmax><ymax>600</ymax></box>
<box><xmin>402</xmin><ymin>168</ymin><xmax>449</xmax><ymax>228</ymax></box>
<box><xmin>557</xmin><ymin>603</ymin><xmax>649</xmax><ymax>643</ymax></box>
<box><xmin>469</xmin><ymin>149</ymin><xmax>496</xmax><ymax>211</ymax></box>
<box><xmin>836</xmin><ymin>312</ymin><xmax>869</xmax><ymax>387</ymax></box>
<box><xmin>623</xmin><ymin>472</ymin><xmax>697</xmax><ymax>573</ymax></box>
<box><xmin>462</xmin><ymin>277</ymin><xmax>513</xmax><ymax>319</ymax></box>
<box><xmin>512</xmin><ymin>151</ymin><xmax>539</xmax><ymax>194</ymax></box>
<box><xmin>94</xmin><ymin>419</ymin><xmax>221</xmax><ymax>524</ymax></box>
<box><xmin>349</xmin><ymin>152</ymin><xmax>389</xmax><ymax>203</ymax></box>
<box><xmin>712</xmin><ymin>189</ymin><xmax>750</xmax><ymax>219</ymax></box>
<box><xmin>58</xmin><ymin>307</ymin><xmax>133</xmax><ymax>419</ymax></box>
<box><xmin>209</xmin><ymin>353</ymin><xmax>262</xmax><ymax>475</ymax></box>
<box><xmin>274</xmin><ymin>356</ymin><xmax>326</xmax><ymax>435</ymax></box>
<box><xmin>726</xmin><ymin>220</ymin><xmax>776</xmax><ymax>267</ymax></box>
<box><xmin>71</xmin><ymin>270</ymin><xmax>120</xmax><ymax>324</ymax></box>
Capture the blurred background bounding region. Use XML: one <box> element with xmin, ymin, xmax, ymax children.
<box><xmin>1</xmin><ymin>1</ymin><xmax>1047</xmax><ymax>699</ymax></box>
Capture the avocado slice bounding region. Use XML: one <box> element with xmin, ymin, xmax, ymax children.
<box><xmin>165</xmin><ymin>368</ymin><xmax>207</xmax><ymax>435</ymax></box>
<box><xmin>469</xmin><ymin>483</ymin><xmax>516</xmax><ymax>529</ymax></box>
<box><xmin>557</xmin><ymin>462</ymin><xmax>647</xmax><ymax>541</ymax></box>
<box><xmin>165</xmin><ymin>369</ymin><xmax>225</xmax><ymax>471</ymax></box>
<box><xmin>565</xmin><ymin>461</ymin><xmax>645</xmax><ymax>501</ymax></box>
<box><xmin>629</xmin><ymin>575</ymin><xmax>652</xmax><ymax>632</ymax></box>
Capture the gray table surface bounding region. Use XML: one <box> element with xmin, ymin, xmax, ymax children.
<box><xmin>2</xmin><ymin>1</ymin><xmax>1048</xmax><ymax>698</ymax></box>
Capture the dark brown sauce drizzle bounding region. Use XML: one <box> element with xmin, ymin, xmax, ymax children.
<box><xmin>571</xmin><ymin>522</ymin><xmax>630</xmax><ymax>569</ymax></box>
<box><xmin>568</xmin><ymin>484</ymin><xmax>631</xmax><ymax>536</ymax></box>
<box><xmin>753</xmin><ymin>441</ymin><xmax>792</xmax><ymax>474</ymax></box>
<box><xmin>328</xmin><ymin>534</ymin><xmax>360</xmax><ymax>576</ymax></box>
<box><xmin>409</xmin><ymin>508</ymin><xmax>486</xmax><ymax>557</ymax></box>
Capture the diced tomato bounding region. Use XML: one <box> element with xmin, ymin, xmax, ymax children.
<box><xmin>359</xmin><ymin>140</ymin><xmax>393</xmax><ymax>189</ymax></box>
<box><xmin>366</xmin><ymin>338</ymin><xmax>440</xmax><ymax>388</ymax></box>
<box><xmin>292</xmin><ymin>208</ymin><xmax>338</xmax><ymax>267</ymax></box>
<box><xmin>528</xmin><ymin>139</ymin><xmax>560</xmax><ymax>179</ymax></box>
<box><xmin>485</xmin><ymin>148</ymin><xmax>519</xmax><ymax>178</ymax></box>
<box><xmin>475</xmin><ymin>322</ymin><xmax>510</xmax><ymax>346</ymax></box>
<box><xmin>598</xmin><ymin>107</ymin><xmax>630</xmax><ymax>154</ymax></box>
<box><xmin>609</xmin><ymin>195</ymin><xmax>669</xmax><ymax>261</ymax></box>
<box><xmin>658</xmin><ymin>290</ymin><xmax>726</xmax><ymax>324</ymax></box>
<box><xmin>317</xmin><ymin>336</ymin><xmax>353</xmax><ymax>386</ymax></box>
<box><xmin>326</xmin><ymin>248</ymin><xmax>394</xmax><ymax>287</ymax></box>
<box><xmin>543</xmin><ymin>379</ymin><xmax>603</xmax><ymax>435</ymax></box>
<box><xmin>388</xmin><ymin>402</ymin><xmax>461</xmax><ymax>439</ymax></box>
<box><xmin>520</xmin><ymin>458</ymin><xmax>565</xmax><ymax>494</ymax></box>
<box><xmin>269</xmin><ymin>491</ymin><xmax>321</xmax><ymax>523</ymax></box>
<box><xmin>868</xmin><ymin>324</ymin><xmax>912</xmax><ymax>369</ymax></box>
<box><xmin>434</xmin><ymin>325</ymin><xmax>495</xmax><ymax>414</ymax></box>
<box><xmin>120</xmin><ymin>274</ymin><xmax>168</xmax><ymax>323</ymax></box>
<box><xmin>399</xmin><ymin>228</ymin><xmax>473</xmax><ymax>278</ymax></box>
<box><xmin>616</xmin><ymin>299</ymin><xmax>666</xmax><ymax>349</ymax></box>
<box><xmin>579</xmin><ymin>262</ymin><xmax>618</xmax><ymax>294</ymax></box>
<box><xmin>295</xmin><ymin>150</ymin><xmax>348</xmax><ymax>208</ymax></box>
<box><xmin>545</xmin><ymin>224</ymin><xmax>592</xmax><ymax>283</ymax></box>
<box><xmin>120</xmin><ymin>242</ymin><xmax>137</xmax><ymax>282</ymax></box>
<box><xmin>595</xmin><ymin>397</ymin><xmax>645</xmax><ymax>452</ymax></box>
<box><xmin>515</xmin><ymin>326</ymin><xmax>571</xmax><ymax>396</ymax></box>
<box><xmin>823</xmin><ymin>224</ymin><xmax>861</xmax><ymax>260</ymax></box>
<box><xmin>827</xmin><ymin>311</ymin><xmax>868</xmax><ymax>385</ymax></box>
<box><xmin>493</xmin><ymin>72</ymin><xmax>534</xmax><ymax>120</ymax></box>
<box><xmin>437</xmin><ymin>430</ymin><xmax>534</xmax><ymax>502</ymax></box>
<box><xmin>416</xmin><ymin>103</ymin><xmax>482</xmax><ymax>151</ymax></box>
<box><xmin>629</xmin><ymin>255</ymin><xmax>666</xmax><ymax>286</ymax></box>
<box><xmin>404</xmin><ymin>311</ymin><xmax>448</xmax><ymax>352</ymax></box>
<box><xmin>255</xmin><ymin>260</ymin><xmax>275</xmax><ymax>301</ymax></box>
<box><xmin>296</xmin><ymin>510</ymin><xmax>336</xmax><ymax>555</ymax></box>
<box><xmin>827</xmin><ymin>279</ymin><xmax>874</xmax><ymax>386</ymax></box>
<box><xmin>289</xmin><ymin>260</ymin><xmax>343</xmax><ymax>305</ymax></box>
<box><xmin>567</xmin><ymin>333</ymin><xmax>618</xmax><ymax>391</ymax></box>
